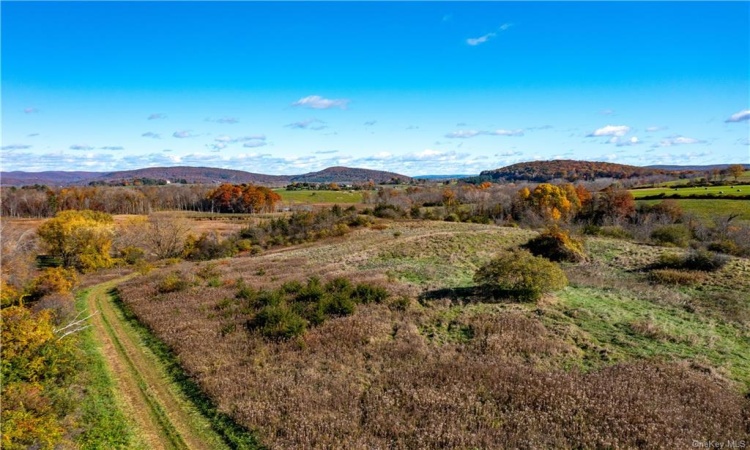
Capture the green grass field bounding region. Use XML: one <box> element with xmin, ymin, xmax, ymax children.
<box><xmin>274</xmin><ymin>189</ymin><xmax>365</xmax><ymax>204</ymax></box>
<box><xmin>636</xmin><ymin>198</ymin><xmax>750</xmax><ymax>223</ymax></box>
<box><xmin>631</xmin><ymin>184</ymin><xmax>750</xmax><ymax>199</ymax></box>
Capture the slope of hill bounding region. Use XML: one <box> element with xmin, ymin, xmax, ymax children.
<box><xmin>290</xmin><ymin>166</ymin><xmax>412</xmax><ymax>184</ymax></box>
<box><xmin>645</xmin><ymin>164</ymin><xmax>750</xmax><ymax>171</ymax></box>
<box><xmin>480</xmin><ymin>160</ymin><xmax>676</xmax><ymax>182</ymax></box>
<box><xmin>0</xmin><ymin>166</ymin><xmax>412</xmax><ymax>187</ymax></box>
<box><xmin>0</xmin><ymin>171</ymin><xmax>101</xmax><ymax>186</ymax></box>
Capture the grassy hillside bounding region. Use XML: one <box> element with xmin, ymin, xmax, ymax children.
<box><xmin>118</xmin><ymin>220</ymin><xmax>750</xmax><ymax>448</ymax></box>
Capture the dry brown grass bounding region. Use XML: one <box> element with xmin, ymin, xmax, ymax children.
<box><xmin>118</xmin><ymin>221</ymin><xmax>750</xmax><ymax>448</ymax></box>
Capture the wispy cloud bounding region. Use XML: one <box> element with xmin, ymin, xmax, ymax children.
<box><xmin>243</xmin><ymin>141</ymin><xmax>267</xmax><ymax>148</ymax></box>
<box><xmin>725</xmin><ymin>109</ymin><xmax>750</xmax><ymax>123</ymax></box>
<box><xmin>737</xmin><ymin>138</ymin><xmax>750</xmax><ymax>146</ymax></box>
<box><xmin>206</xmin><ymin>117</ymin><xmax>240</xmax><ymax>124</ymax></box>
<box><xmin>315</xmin><ymin>150</ymin><xmax>339</xmax><ymax>154</ymax></box>
<box><xmin>467</xmin><ymin>23</ymin><xmax>512</xmax><ymax>46</ymax></box>
<box><xmin>587</xmin><ymin>125</ymin><xmax>631</xmax><ymax>137</ymax></box>
<box><xmin>27</xmin><ymin>133</ymin><xmax>40</xmax><ymax>137</ymax></box>
<box><xmin>24</xmin><ymin>107</ymin><xmax>39</xmax><ymax>114</ymax></box>
<box><xmin>69</xmin><ymin>144</ymin><xmax>94</xmax><ymax>150</ymax></box>
<box><xmin>599</xmin><ymin>109</ymin><xmax>615</xmax><ymax>116</ymax></box>
<box><xmin>364</xmin><ymin>120</ymin><xmax>377</xmax><ymax>126</ymax></box>
<box><xmin>2</xmin><ymin>144</ymin><xmax>32</xmax><ymax>150</ymax></box>
<box><xmin>286</xmin><ymin>119</ymin><xmax>326</xmax><ymax>130</ymax></box>
<box><xmin>445</xmin><ymin>129</ymin><xmax>524</xmax><ymax>138</ymax></box>
<box><xmin>615</xmin><ymin>136</ymin><xmax>641</xmax><ymax>147</ymax></box>
<box><xmin>173</xmin><ymin>130</ymin><xmax>197</xmax><ymax>138</ymax></box>
<box><xmin>215</xmin><ymin>135</ymin><xmax>266</xmax><ymax>144</ymax></box>
<box><xmin>100</xmin><ymin>146</ymin><xmax>124</xmax><ymax>150</ymax></box>
<box><xmin>645</xmin><ymin>126</ymin><xmax>668</xmax><ymax>132</ymax></box>
<box><xmin>142</xmin><ymin>132</ymin><xmax>161</xmax><ymax>139</ymax></box>
<box><xmin>655</xmin><ymin>136</ymin><xmax>706</xmax><ymax>147</ymax></box>
<box><xmin>147</xmin><ymin>113</ymin><xmax>167</xmax><ymax>120</ymax></box>
<box><xmin>292</xmin><ymin>95</ymin><xmax>349</xmax><ymax>110</ymax></box>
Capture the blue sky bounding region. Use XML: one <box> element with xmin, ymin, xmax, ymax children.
<box><xmin>2</xmin><ymin>1</ymin><xmax>748</xmax><ymax>175</ymax></box>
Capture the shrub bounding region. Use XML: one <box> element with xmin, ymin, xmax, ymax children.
<box><xmin>681</xmin><ymin>250</ymin><xmax>729</xmax><ymax>272</ymax></box>
<box><xmin>27</xmin><ymin>268</ymin><xmax>78</xmax><ymax>301</ymax></box>
<box><xmin>648</xmin><ymin>269</ymin><xmax>704</xmax><ymax>286</ymax></box>
<box><xmin>522</xmin><ymin>226</ymin><xmax>586</xmax><ymax>262</ymax></box>
<box><xmin>707</xmin><ymin>240</ymin><xmax>741</xmax><ymax>256</ymax></box>
<box><xmin>352</xmin><ymin>283</ymin><xmax>389</xmax><ymax>304</ymax></box>
<box><xmin>474</xmin><ymin>249</ymin><xmax>568</xmax><ymax>301</ymax></box>
<box><xmin>650</xmin><ymin>224</ymin><xmax>691</xmax><ymax>247</ymax></box>
<box><xmin>251</xmin><ymin>305</ymin><xmax>306</xmax><ymax>340</ymax></box>
<box><xmin>157</xmin><ymin>271</ymin><xmax>190</xmax><ymax>293</ymax></box>
<box><xmin>119</xmin><ymin>246</ymin><xmax>145</xmax><ymax>265</ymax></box>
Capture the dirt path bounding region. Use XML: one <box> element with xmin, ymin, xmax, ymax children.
<box><xmin>85</xmin><ymin>276</ymin><xmax>231</xmax><ymax>450</ymax></box>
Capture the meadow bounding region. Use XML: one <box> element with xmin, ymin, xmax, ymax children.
<box><xmin>117</xmin><ymin>219</ymin><xmax>750</xmax><ymax>448</ymax></box>
<box><xmin>636</xmin><ymin>198</ymin><xmax>750</xmax><ymax>222</ymax></box>
<box><xmin>631</xmin><ymin>184</ymin><xmax>750</xmax><ymax>198</ymax></box>
<box><xmin>274</xmin><ymin>188</ymin><xmax>365</xmax><ymax>204</ymax></box>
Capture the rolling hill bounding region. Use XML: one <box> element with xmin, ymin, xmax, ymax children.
<box><xmin>0</xmin><ymin>166</ymin><xmax>412</xmax><ymax>187</ymax></box>
<box><xmin>479</xmin><ymin>160</ymin><xmax>681</xmax><ymax>182</ymax></box>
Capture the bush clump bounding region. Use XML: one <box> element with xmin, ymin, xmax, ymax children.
<box><xmin>244</xmin><ymin>277</ymin><xmax>389</xmax><ymax>340</ymax></box>
<box><xmin>650</xmin><ymin>224</ymin><xmax>691</xmax><ymax>247</ymax></box>
<box><xmin>656</xmin><ymin>250</ymin><xmax>729</xmax><ymax>272</ymax></box>
<box><xmin>522</xmin><ymin>226</ymin><xmax>586</xmax><ymax>262</ymax></box>
<box><xmin>474</xmin><ymin>249</ymin><xmax>568</xmax><ymax>301</ymax></box>
<box><xmin>647</xmin><ymin>269</ymin><xmax>704</xmax><ymax>286</ymax></box>
<box><xmin>157</xmin><ymin>271</ymin><xmax>190</xmax><ymax>293</ymax></box>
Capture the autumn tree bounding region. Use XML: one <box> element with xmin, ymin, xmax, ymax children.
<box><xmin>207</xmin><ymin>183</ymin><xmax>282</xmax><ymax>213</ymax></box>
<box><xmin>143</xmin><ymin>213</ymin><xmax>191</xmax><ymax>259</ymax></box>
<box><xmin>36</xmin><ymin>210</ymin><xmax>115</xmax><ymax>272</ymax></box>
<box><xmin>593</xmin><ymin>186</ymin><xmax>636</xmax><ymax>224</ymax></box>
<box><xmin>727</xmin><ymin>164</ymin><xmax>745</xmax><ymax>182</ymax></box>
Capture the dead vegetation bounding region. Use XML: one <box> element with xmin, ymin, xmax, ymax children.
<box><xmin>117</xmin><ymin>221</ymin><xmax>750</xmax><ymax>448</ymax></box>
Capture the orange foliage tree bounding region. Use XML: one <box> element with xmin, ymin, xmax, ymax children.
<box><xmin>207</xmin><ymin>183</ymin><xmax>282</xmax><ymax>213</ymax></box>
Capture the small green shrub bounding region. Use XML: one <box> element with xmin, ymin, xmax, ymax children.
<box><xmin>251</xmin><ymin>305</ymin><xmax>306</xmax><ymax>340</ymax></box>
<box><xmin>157</xmin><ymin>271</ymin><xmax>190</xmax><ymax>293</ymax></box>
<box><xmin>656</xmin><ymin>250</ymin><xmax>729</xmax><ymax>272</ymax></box>
<box><xmin>522</xmin><ymin>226</ymin><xmax>586</xmax><ymax>262</ymax></box>
<box><xmin>474</xmin><ymin>249</ymin><xmax>568</xmax><ymax>302</ymax></box>
<box><xmin>352</xmin><ymin>283</ymin><xmax>389</xmax><ymax>304</ymax></box>
<box><xmin>648</xmin><ymin>269</ymin><xmax>704</xmax><ymax>286</ymax></box>
<box><xmin>650</xmin><ymin>224</ymin><xmax>691</xmax><ymax>247</ymax></box>
<box><xmin>707</xmin><ymin>240</ymin><xmax>740</xmax><ymax>256</ymax></box>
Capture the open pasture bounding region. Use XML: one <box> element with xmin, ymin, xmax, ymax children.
<box><xmin>631</xmin><ymin>184</ymin><xmax>750</xmax><ymax>198</ymax></box>
<box><xmin>637</xmin><ymin>198</ymin><xmax>750</xmax><ymax>223</ymax></box>
<box><xmin>274</xmin><ymin>188</ymin><xmax>365</xmax><ymax>204</ymax></box>
<box><xmin>117</xmin><ymin>220</ymin><xmax>750</xmax><ymax>449</ymax></box>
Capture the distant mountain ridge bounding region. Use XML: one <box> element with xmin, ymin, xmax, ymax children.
<box><xmin>0</xmin><ymin>166</ymin><xmax>412</xmax><ymax>187</ymax></box>
<box><xmin>480</xmin><ymin>160</ymin><xmax>688</xmax><ymax>182</ymax></box>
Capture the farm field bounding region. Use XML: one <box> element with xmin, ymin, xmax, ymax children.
<box><xmin>631</xmin><ymin>184</ymin><xmax>750</xmax><ymax>198</ymax></box>
<box><xmin>637</xmin><ymin>198</ymin><xmax>750</xmax><ymax>223</ymax></box>
<box><xmin>274</xmin><ymin>188</ymin><xmax>366</xmax><ymax>204</ymax></box>
<box><xmin>117</xmin><ymin>220</ymin><xmax>750</xmax><ymax>448</ymax></box>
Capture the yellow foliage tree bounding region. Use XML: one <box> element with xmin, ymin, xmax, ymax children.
<box><xmin>36</xmin><ymin>210</ymin><xmax>114</xmax><ymax>272</ymax></box>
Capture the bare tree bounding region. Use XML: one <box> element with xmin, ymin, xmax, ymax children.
<box><xmin>144</xmin><ymin>213</ymin><xmax>191</xmax><ymax>259</ymax></box>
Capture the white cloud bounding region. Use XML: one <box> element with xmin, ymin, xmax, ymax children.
<box><xmin>445</xmin><ymin>130</ymin><xmax>482</xmax><ymax>138</ymax></box>
<box><xmin>100</xmin><ymin>146</ymin><xmax>124</xmax><ymax>150</ymax></box>
<box><xmin>69</xmin><ymin>144</ymin><xmax>94</xmax><ymax>150</ymax></box>
<box><xmin>286</xmin><ymin>119</ymin><xmax>325</xmax><ymax>129</ymax></box>
<box><xmin>656</xmin><ymin>136</ymin><xmax>706</xmax><ymax>147</ymax></box>
<box><xmin>467</xmin><ymin>23</ymin><xmax>512</xmax><ymax>46</ymax></box>
<box><xmin>206</xmin><ymin>117</ymin><xmax>239</xmax><ymax>124</ymax></box>
<box><xmin>292</xmin><ymin>95</ymin><xmax>349</xmax><ymax>110</ymax></box>
<box><xmin>725</xmin><ymin>109</ymin><xmax>750</xmax><ymax>123</ymax></box>
<box><xmin>243</xmin><ymin>141</ymin><xmax>267</xmax><ymax>148</ymax></box>
<box><xmin>142</xmin><ymin>132</ymin><xmax>161</xmax><ymax>139</ymax></box>
<box><xmin>173</xmin><ymin>130</ymin><xmax>196</xmax><ymax>138</ymax></box>
<box><xmin>489</xmin><ymin>129</ymin><xmax>524</xmax><ymax>136</ymax></box>
<box><xmin>148</xmin><ymin>113</ymin><xmax>167</xmax><ymax>120</ymax></box>
<box><xmin>587</xmin><ymin>125</ymin><xmax>631</xmax><ymax>137</ymax></box>
<box><xmin>24</xmin><ymin>107</ymin><xmax>39</xmax><ymax>114</ymax></box>
<box><xmin>445</xmin><ymin>129</ymin><xmax>523</xmax><ymax>138</ymax></box>
<box><xmin>645</xmin><ymin>126</ymin><xmax>668</xmax><ymax>132</ymax></box>
<box><xmin>467</xmin><ymin>32</ymin><xmax>496</xmax><ymax>46</ymax></box>
<box><xmin>2</xmin><ymin>144</ymin><xmax>32</xmax><ymax>150</ymax></box>
<box><xmin>615</xmin><ymin>136</ymin><xmax>641</xmax><ymax>147</ymax></box>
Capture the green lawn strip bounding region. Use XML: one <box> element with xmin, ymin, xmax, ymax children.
<box><xmin>549</xmin><ymin>286</ymin><xmax>750</xmax><ymax>389</ymax></box>
<box><xmin>73</xmin><ymin>289</ymin><xmax>144</xmax><ymax>449</ymax></box>
<box><xmin>109</xmin><ymin>289</ymin><xmax>264</xmax><ymax>450</ymax></box>
<box><xmin>636</xmin><ymin>199</ymin><xmax>750</xmax><ymax>223</ymax></box>
<box><xmin>275</xmin><ymin>188</ymin><xmax>365</xmax><ymax>204</ymax></box>
<box><xmin>94</xmin><ymin>286</ymin><xmax>189</xmax><ymax>450</ymax></box>
<box><xmin>631</xmin><ymin>185</ymin><xmax>750</xmax><ymax>198</ymax></box>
